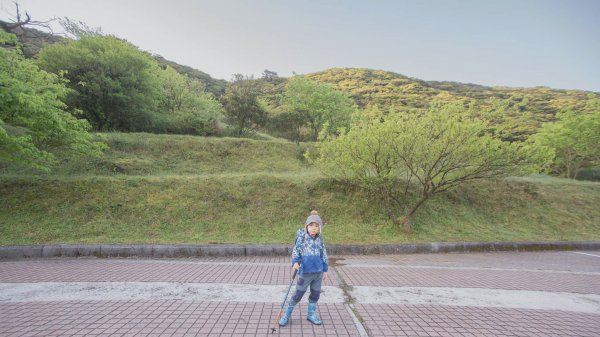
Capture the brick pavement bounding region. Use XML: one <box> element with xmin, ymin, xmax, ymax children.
<box><xmin>0</xmin><ymin>258</ymin><xmax>351</xmax><ymax>336</ymax></box>
<box><xmin>356</xmin><ymin>304</ymin><xmax>600</xmax><ymax>337</ymax></box>
<box><xmin>338</xmin><ymin>251</ymin><xmax>600</xmax><ymax>273</ymax></box>
<box><xmin>0</xmin><ymin>258</ymin><xmax>338</xmax><ymax>286</ymax></box>
<box><xmin>337</xmin><ymin>265</ymin><xmax>600</xmax><ymax>294</ymax></box>
<box><xmin>339</xmin><ymin>252</ymin><xmax>600</xmax><ymax>336</ymax></box>
<box><xmin>0</xmin><ymin>301</ymin><xmax>360</xmax><ymax>337</ymax></box>
<box><xmin>1</xmin><ymin>251</ymin><xmax>599</xmax><ymax>336</ymax></box>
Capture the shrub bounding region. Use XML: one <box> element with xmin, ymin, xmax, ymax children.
<box><xmin>575</xmin><ymin>168</ymin><xmax>600</xmax><ymax>182</ymax></box>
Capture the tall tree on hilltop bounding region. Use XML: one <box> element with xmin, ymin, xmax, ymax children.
<box><xmin>155</xmin><ymin>66</ymin><xmax>223</xmax><ymax>135</ymax></box>
<box><xmin>221</xmin><ymin>74</ymin><xmax>267</xmax><ymax>137</ymax></box>
<box><xmin>281</xmin><ymin>77</ymin><xmax>355</xmax><ymax>141</ymax></box>
<box><xmin>0</xmin><ymin>2</ymin><xmax>64</xmax><ymax>57</ymax></box>
<box><xmin>261</xmin><ymin>69</ymin><xmax>279</xmax><ymax>83</ymax></box>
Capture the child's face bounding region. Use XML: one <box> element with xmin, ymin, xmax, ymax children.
<box><xmin>307</xmin><ymin>222</ymin><xmax>320</xmax><ymax>236</ymax></box>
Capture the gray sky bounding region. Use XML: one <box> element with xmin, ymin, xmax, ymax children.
<box><xmin>2</xmin><ymin>0</ymin><xmax>599</xmax><ymax>92</ymax></box>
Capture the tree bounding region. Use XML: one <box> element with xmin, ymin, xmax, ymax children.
<box><xmin>530</xmin><ymin>107</ymin><xmax>600</xmax><ymax>179</ymax></box>
<box><xmin>314</xmin><ymin>104</ymin><xmax>545</xmax><ymax>233</ymax></box>
<box><xmin>281</xmin><ymin>77</ymin><xmax>355</xmax><ymax>141</ymax></box>
<box><xmin>0</xmin><ymin>30</ymin><xmax>105</xmax><ymax>170</ymax></box>
<box><xmin>0</xmin><ymin>2</ymin><xmax>64</xmax><ymax>58</ymax></box>
<box><xmin>58</xmin><ymin>17</ymin><xmax>103</xmax><ymax>39</ymax></box>
<box><xmin>158</xmin><ymin>66</ymin><xmax>197</xmax><ymax>114</ymax></box>
<box><xmin>36</xmin><ymin>35</ymin><xmax>162</xmax><ymax>131</ymax></box>
<box><xmin>268</xmin><ymin>110</ymin><xmax>307</xmax><ymax>143</ymax></box>
<box><xmin>261</xmin><ymin>69</ymin><xmax>278</xmax><ymax>83</ymax></box>
<box><xmin>155</xmin><ymin>66</ymin><xmax>223</xmax><ymax>135</ymax></box>
<box><xmin>221</xmin><ymin>74</ymin><xmax>266</xmax><ymax>137</ymax></box>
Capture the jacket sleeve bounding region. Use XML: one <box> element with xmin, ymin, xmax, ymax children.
<box><xmin>321</xmin><ymin>241</ymin><xmax>329</xmax><ymax>272</ymax></box>
<box><xmin>292</xmin><ymin>237</ymin><xmax>302</xmax><ymax>265</ymax></box>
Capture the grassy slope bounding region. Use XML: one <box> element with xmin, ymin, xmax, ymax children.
<box><xmin>1</xmin><ymin>133</ymin><xmax>599</xmax><ymax>245</ymax></box>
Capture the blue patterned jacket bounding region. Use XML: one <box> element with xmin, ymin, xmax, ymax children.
<box><xmin>292</xmin><ymin>231</ymin><xmax>328</xmax><ymax>275</ymax></box>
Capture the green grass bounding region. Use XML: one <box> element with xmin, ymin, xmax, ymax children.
<box><xmin>0</xmin><ymin>132</ymin><xmax>314</xmax><ymax>176</ymax></box>
<box><xmin>1</xmin><ymin>133</ymin><xmax>599</xmax><ymax>245</ymax></box>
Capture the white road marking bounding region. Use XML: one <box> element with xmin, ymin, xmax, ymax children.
<box><xmin>350</xmin><ymin>286</ymin><xmax>600</xmax><ymax>313</ymax></box>
<box><xmin>574</xmin><ymin>252</ymin><xmax>600</xmax><ymax>258</ymax></box>
<box><xmin>3</xmin><ymin>282</ymin><xmax>600</xmax><ymax>314</ymax></box>
<box><xmin>0</xmin><ymin>283</ymin><xmax>344</xmax><ymax>303</ymax></box>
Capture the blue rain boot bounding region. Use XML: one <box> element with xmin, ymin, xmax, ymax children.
<box><xmin>278</xmin><ymin>303</ymin><xmax>295</xmax><ymax>326</ymax></box>
<box><xmin>307</xmin><ymin>303</ymin><xmax>322</xmax><ymax>325</ymax></box>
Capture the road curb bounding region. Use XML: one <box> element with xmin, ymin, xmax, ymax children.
<box><xmin>1</xmin><ymin>241</ymin><xmax>599</xmax><ymax>259</ymax></box>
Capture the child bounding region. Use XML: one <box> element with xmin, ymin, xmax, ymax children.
<box><xmin>294</xmin><ymin>210</ymin><xmax>325</xmax><ymax>242</ymax></box>
<box><xmin>279</xmin><ymin>210</ymin><xmax>328</xmax><ymax>326</ymax></box>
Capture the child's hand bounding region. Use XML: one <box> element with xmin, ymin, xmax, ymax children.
<box><xmin>323</xmin><ymin>272</ymin><xmax>328</xmax><ymax>281</ymax></box>
<box><xmin>293</xmin><ymin>262</ymin><xmax>300</xmax><ymax>270</ymax></box>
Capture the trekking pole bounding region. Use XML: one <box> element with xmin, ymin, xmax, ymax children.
<box><xmin>271</xmin><ymin>268</ymin><xmax>299</xmax><ymax>333</ymax></box>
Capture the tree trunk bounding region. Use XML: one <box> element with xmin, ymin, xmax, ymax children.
<box><xmin>385</xmin><ymin>206</ymin><xmax>410</xmax><ymax>233</ymax></box>
<box><xmin>402</xmin><ymin>216</ymin><xmax>412</xmax><ymax>234</ymax></box>
<box><xmin>237</xmin><ymin>118</ymin><xmax>246</xmax><ymax>138</ymax></box>
<box><xmin>401</xmin><ymin>195</ymin><xmax>430</xmax><ymax>234</ymax></box>
<box><xmin>381</xmin><ymin>200</ymin><xmax>402</xmax><ymax>228</ymax></box>
<box><xmin>573</xmin><ymin>163</ymin><xmax>583</xmax><ymax>180</ymax></box>
<box><xmin>295</xmin><ymin>126</ymin><xmax>301</xmax><ymax>144</ymax></box>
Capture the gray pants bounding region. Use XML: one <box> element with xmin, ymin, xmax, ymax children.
<box><xmin>290</xmin><ymin>272</ymin><xmax>323</xmax><ymax>304</ymax></box>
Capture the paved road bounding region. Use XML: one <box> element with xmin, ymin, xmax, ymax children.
<box><xmin>1</xmin><ymin>251</ymin><xmax>599</xmax><ymax>336</ymax></box>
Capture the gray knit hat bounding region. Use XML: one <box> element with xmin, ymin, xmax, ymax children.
<box><xmin>305</xmin><ymin>210</ymin><xmax>324</xmax><ymax>232</ymax></box>
<box><xmin>305</xmin><ymin>214</ymin><xmax>323</xmax><ymax>227</ymax></box>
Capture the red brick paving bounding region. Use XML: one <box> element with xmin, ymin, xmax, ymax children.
<box><xmin>1</xmin><ymin>251</ymin><xmax>600</xmax><ymax>336</ymax></box>
<box><xmin>338</xmin><ymin>251</ymin><xmax>600</xmax><ymax>273</ymax></box>
<box><xmin>0</xmin><ymin>259</ymin><xmax>338</xmax><ymax>286</ymax></box>
<box><xmin>0</xmin><ymin>301</ymin><xmax>359</xmax><ymax>337</ymax></box>
<box><xmin>356</xmin><ymin>304</ymin><xmax>600</xmax><ymax>337</ymax></box>
<box><xmin>337</xmin><ymin>266</ymin><xmax>600</xmax><ymax>294</ymax></box>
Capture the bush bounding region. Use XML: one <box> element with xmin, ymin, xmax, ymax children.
<box><xmin>220</xmin><ymin>125</ymin><xmax>273</xmax><ymax>140</ymax></box>
<box><xmin>575</xmin><ymin>168</ymin><xmax>600</xmax><ymax>182</ymax></box>
<box><xmin>296</xmin><ymin>143</ymin><xmax>319</xmax><ymax>162</ymax></box>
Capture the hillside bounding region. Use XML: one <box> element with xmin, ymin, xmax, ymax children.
<box><xmin>1</xmin><ymin>133</ymin><xmax>599</xmax><ymax>246</ymax></box>
<box><xmin>6</xmin><ymin>21</ymin><xmax>597</xmax><ymax>112</ymax></box>
<box><xmin>5</xmin><ymin>21</ymin><xmax>598</xmax><ymax>138</ymax></box>
<box><xmin>153</xmin><ymin>55</ymin><xmax>227</xmax><ymax>98</ymax></box>
<box><xmin>251</xmin><ymin>68</ymin><xmax>600</xmax><ymax>141</ymax></box>
<box><xmin>305</xmin><ymin>68</ymin><xmax>599</xmax><ymax>125</ymax></box>
<box><xmin>306</xmin><ymin>68</ymin><xmax>598</xmax><ymax>111</ymax></box>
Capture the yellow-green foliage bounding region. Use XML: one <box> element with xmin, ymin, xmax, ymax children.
<box><xmin>301</xmin><ymin>68</ymin><xmax>600</xmax><ymax>138</ymax></box>
<box><xmin>315</xmin><ymin>104</ymin><xmax>548</xmax><ymax>231</ymax></box>
<box><xmin>530</xmin><ymin>109</ymin><xmax>600</xmax><ymax>178</ymax></box>
<box><xmin>307</xmin><ymin>68</ymin><xmax>445</xmax><ymax>109</ymax></box>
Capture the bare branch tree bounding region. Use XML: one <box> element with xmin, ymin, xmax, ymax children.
<box><xmin>0</xmin><ymin>1</ymin><xmax>66</xmax><ymax>57</ymax></box>
<box><xmin>0</xmin><ymin>1</ymin><xmax>56</xmax><ymax>32</ymax></box>
<box><xmin>58</xmin><ymin>17</ymin><xmax>103</xmax><ymax>39</ymax></box>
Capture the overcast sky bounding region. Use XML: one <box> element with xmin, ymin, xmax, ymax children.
<box><xmin>2</xmin><ymin>0</ymin><xmax>599</xmax><ymax>92</ymax></box>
